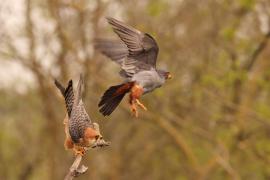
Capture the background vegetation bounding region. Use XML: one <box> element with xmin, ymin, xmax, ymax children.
<box><xmin>0</xmin><ymin>0</ymin><xmax>270</xmax><ymax>179</ymax></box>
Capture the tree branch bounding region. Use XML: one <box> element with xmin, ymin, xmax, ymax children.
<box><xmin>244</xmin><ymin>31</ymin><xmax>270</xmax><ymax>71</ymax></box>
<box><xmin>142</xmin><ymin>112</ymin><xmax>199</xmax><ymax>170</ymax></box>
<box><xmin>64</xmin><ymin>140</ymin><xmax>110</xmax><ymax>180</ymax></box>
<box><xmin>64</xmin><ymin>155</ymin><xmax>88</xmax><ymax>180</ymax></box>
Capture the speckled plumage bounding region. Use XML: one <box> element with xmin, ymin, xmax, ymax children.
<box><xmin>55</xmin><ymin>75</ymin><xmax>93</xmax><ymax>143</ymax></box>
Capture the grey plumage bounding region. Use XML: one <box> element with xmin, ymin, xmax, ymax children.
<box><xmin>131</xmin><ymin>69</ymin><xmax>166</xmax><ymax>94</ymax></box>
<box><xmin>106</xmin><ymin>17</ymin><xmax>159</xmax><ymax>67</ymax></box>
<box><xmin>95</xmin><ymin>17</ymin><xmax>160</xmax><ymax>78</ymax></box>
<box><xmin>94</xmin><ymin>39</ymin><xmax>128</xmax><ymax>63</ymax></box>
<box><xmin>96</xmin><ymin>17</ymin><xmax>170</xmax><ymax>116</ymax></box>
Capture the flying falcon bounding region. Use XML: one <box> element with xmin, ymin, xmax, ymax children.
<box><xmin>55</xmin><ymin>75</ymin><xmax>109</xmax><ymax>155</ymax></box>
<box><xmin>95</xmin><ymin>17</ymin><xmax>172</xmax><ymax>117</ymax></box>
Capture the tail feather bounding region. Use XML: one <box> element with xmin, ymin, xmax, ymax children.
<box><xmin>99</xmin><ymin>82</ymin><xmax>134</xmax><ymax>116</ymax></box>
<box><xmin>99</xmin><ymin>94</ymin><xmax>126</xmax><ymax>116</ymax></box>
<box><xmin>98</xmin><ymin>84</ymin><xmax>125</xmax><ymax>107</ymax></box>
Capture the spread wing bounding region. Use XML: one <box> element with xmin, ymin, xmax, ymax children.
<box><xmin>94</xmin><ymin>39</ymin><xmax>128</xmax><ymax>64</ymax></box>
<box><xmin>95</xmin><ymin>17</ymin><xmax>159</xmax><ymax>78</ymax></box>
<box><xmin>107</xmin><ymin>17</ymin><xmax>159</xmax><ymax>67</ymax></box>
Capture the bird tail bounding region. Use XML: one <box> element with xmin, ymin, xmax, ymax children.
<box><xmin>98</xmin><ymin>82</ymin><xmax>135</xmax><ymax>116</ymax></box>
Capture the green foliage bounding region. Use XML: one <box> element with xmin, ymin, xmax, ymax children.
<box><xmin>221</xmin><ymin>27</ymin><xmax>236</xmax><ymax>41</ymax></box>
<box><xmin>147</xmin><ymin>0</ymin><xmax>168</xmax><ymax>17</ymax></box>
<box><xmin>239</xmin><ymin>0</ymin><xmax>255</xmax><ymax>10</ymax></box>
<box><xmin>1</xmin><ymin>0</ymin><xmax>270</xmax><ymax>179</ymax></box>
<box><xmin>255</xmin><ymin>103</ymin><xmax>270</xmax><ymax>119</ymax></box>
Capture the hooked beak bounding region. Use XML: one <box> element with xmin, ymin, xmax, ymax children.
<box><xmin>167</xmin><ymin>73</ymin><xmax>172</xmax><ymax>79</ymax></box>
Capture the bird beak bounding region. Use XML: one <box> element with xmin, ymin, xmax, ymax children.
<box><xmin>167</xmin><ymin>73</ymin><xmax>172</xmax><ymax>79</ymax></box>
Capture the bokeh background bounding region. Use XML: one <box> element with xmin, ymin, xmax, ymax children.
<box><xmin>1</xmin><ymin>0</ymin><xmax>270</xmax><ymax>179</ymax></box>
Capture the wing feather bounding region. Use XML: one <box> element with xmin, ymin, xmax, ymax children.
<box><xmin>106</xmin><ymin>17</ymin><xmax>159</xmax><ymax>69</ymax></box>
<box><xmin>95</xmin><ymin>17</ymin><xmax>159</xmax><ymax>78</ymax></box>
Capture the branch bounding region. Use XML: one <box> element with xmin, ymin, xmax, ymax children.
<box><xmin>244</xmin><ymin>31</ymin><xmax>270</xmax><ymax>71</ymax></box>
<box><xmin>142</xmin><ymin>112</ymin><xmax>199</xmax><ymax>170</ymax></box>
<box><xmin>64</xmin><ymin>155</ymin><xmax>88</xmax><ymax>180</ymax></box>
<box><xmin>64</xmin><ymin>140</ymin><xmax>110</xmax><ymax>180</ymax></box>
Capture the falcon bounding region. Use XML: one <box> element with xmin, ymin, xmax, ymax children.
<box><xmin>95</xmin><ymin>17</ymin><xmax>172</xmax><ymax>117</ymax></box>
<box><xmin>55</xmin><ymin>75</ymin><xmax>109</xmax><ymax>155</ymax></box>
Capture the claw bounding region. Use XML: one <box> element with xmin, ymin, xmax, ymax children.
<box><xmin>130</xmin><ymin>102</ymin><xmax>138</xmax><ymax>117</ymax></box>
<box><xmin>135</xmin><ymin>99</ymin><xmax>147</xmax><ymax>111</ymax></box>
<box><xmin>73</xmin><ymin>146</ymin><xmax>86</xmax><ymax>156</ymax></box>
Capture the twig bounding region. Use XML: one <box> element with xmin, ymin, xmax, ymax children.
<box><xmin>64</xmin><ymin>140</ymin><xmax>110</xmax><ymax>180</ymax></box>
<box><xmin>244</xmin><ymin>31</ymin><xmax>270</xmax><ymax>71</ymax></box>
<box><xmin>142</xmin><ymin>113</ymin><xmax>199</xmax><ymax>170</ymax></box>
<box><xmin>64</xmin><ymin>155</ymin><xmax>88</xmax><ymax>180</ymax></box>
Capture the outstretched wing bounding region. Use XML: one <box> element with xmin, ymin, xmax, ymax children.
<box><xmin>94</xmin><ymin>39</ymin><xmax>128</xmax><ymax>64</ymax></box>
<box><xmin>107</xmin><ymin>17</ymin><xmax>159</xmax><ymax>67</ymax></box>
<box><xmin>55</xmin><ymin>79</ymin><xmax>74</xmax><ymax>117</ymax></box>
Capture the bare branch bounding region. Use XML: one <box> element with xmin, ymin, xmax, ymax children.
<box><xmin>143</xmin><ymin>113</ymin><xmax>199</xmax><ymax>170</ymax></box>
<box><xmin>64</xmin><ymin>155</ymin><xmax>88</xmax><ymax>180</ymax></box>
<box><xmin>64</xmin><ymin>138</ymin><xmax>110</xmax><ymax>180</ymax></box>
<box><xmin>244</xmin><ymin>31</ymin><xmax>270</xmax><ymax>71</ymax></box>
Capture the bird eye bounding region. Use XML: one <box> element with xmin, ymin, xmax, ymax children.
<box><xmin>95</xmin><ymin>135</ymin><xmax>100</xmax><ymax>140</ymax></box>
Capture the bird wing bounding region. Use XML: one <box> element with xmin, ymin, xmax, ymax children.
<box><xmin>55</xmin><ymin>79</ymin><xmax>74</xmax><ymax>117</ymax></box>
<box><xmin>106</xmin><ymin>17</ymin><xmax>159</xmax><ymax>68</ymax></box>
<box><xmin>120</xmin><ymin>58</ymin><xmax>153</xmax><ymax>77</ymax></box>
<box><xmin>73</xmin><ymin>74</ymin><xmax>84</xmax><ymax>106</ymax></box>
<box><xmin>72</xmin><ymin>74</ymin><xmax>91</xmax><ymax>123</ymax></box>
<box><xmin>94</xmin><ymin>39</ymin><xmax>128</xmax><ymax>64</ymax></box>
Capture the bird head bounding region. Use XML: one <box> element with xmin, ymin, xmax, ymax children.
<box><xmin>90</xmin><ymin>123</ymin><xmax>110</xmax><ymax>148</ymax></box>
<box><xmin>158</xmin><ymin>70</ymin><xmax>172</xmax><ymax>80</ymax></box>
<box><xmin>165</xmin><ymin>72</ymin><xmax>172</xmax><ymax>80</ymax></box>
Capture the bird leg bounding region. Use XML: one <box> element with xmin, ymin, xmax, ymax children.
<box><xmin>129</xmin><ymin>99</ymin><xmax>138</xmax><ymax>117</ymax></box>
<box><xmin>73</xmin><ymin>145</ymin><xmax>86</xmax><ymax>156</ymax></box>
<box><xmin>129</xmin><ymin>84</ymin><xmax>146</xmax><ymax>117</ymax></box>
<box><xmin>135</xmin><ymin>99</ymin><xmax>147</xmax><ymax>111</ymax></box>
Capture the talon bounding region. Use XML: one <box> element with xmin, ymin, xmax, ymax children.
<box><xmin>73</xmin><ymin>146</ymin><xmax>85</xmax><ymax>156</ymax></box>
<box><xmin>135</xmin><ymin>99</ymin><xmax>147</xmax><ymax>111</ymax></box>
<box><xmin>130</xmin><ymin>102</ymin><xmax>138</xmax><ymax>117</ymax></box>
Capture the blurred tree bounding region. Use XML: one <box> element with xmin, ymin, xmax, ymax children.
<box><xmin>0</xmin><ymin>0</ymin><xmax>270</xmax><ymax>179</ymax></box>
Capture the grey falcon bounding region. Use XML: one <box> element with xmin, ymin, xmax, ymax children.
<box><xmin>95</xmin><ymin>17</ymin><xmax>172</xmax><ymax>117</ymax></box>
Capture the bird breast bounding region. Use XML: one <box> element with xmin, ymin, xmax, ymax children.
<box><xmin>131</xmin><ymin>70</ymin><xmax>165</xmax><ymax>94</ymax></box>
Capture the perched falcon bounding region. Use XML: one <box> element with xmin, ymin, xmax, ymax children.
<box><xmin>95</xmin><ymin>17</ymin><xmax>172</xmax><ymax>117</ymax></box>
<box><xmin>55</xmin><ymin>75</ymin><xmax>109</xmax><ymax>155</ymax></box>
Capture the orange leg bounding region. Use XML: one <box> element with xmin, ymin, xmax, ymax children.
<box><xmin>129</xmin><ymin>84</ymin><xmax>146</xmax><ymax>117</ymax></box>
<box><xmin>130</xmin><ymin>99</ymin><xmax>138</xmax><ymax>117</ymax></box>
<box><xmin>136</xmin><ymin>99</ymin><xmax>147</xmax><ymax>111</ymax></box>
<box><xmin>73</xmin><ymin>145</ymin><xmax>86</xmax><ymax>156</ymax></box>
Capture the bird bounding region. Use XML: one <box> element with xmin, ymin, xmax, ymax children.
<box><xmin>95</xmin><ymin>17</ymin><xmax>172</xmax><ymax>117</ymax></box>
<box><xmin>55</xmin><ymin>75</ymin><xmax>109</xmax><ymax>155</ymax></box>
